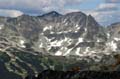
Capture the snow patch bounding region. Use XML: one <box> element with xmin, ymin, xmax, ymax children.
<box><xmin>75</xmin><ymin>24</ymin><xmax>80</xmax><ymax>31</ymax></box>
<box><xmin>78</xmin><ymin>37</ymin><xmax>84</xmax><ymax>43</ymax></box>
<box><xmin>75</xmin><ymin>37</ymin><xmax>84</xmax><ymax>46</ymax></box>
<box><xmin>106</xmin><ymin>41</ymin><xmax>117</xmax><ymax>51</ymax></box>
<box><xmin>63</xmin><ymin>48</ymin><xmax>73</xmax><ymax>56</ymax></box>
<box><xmin>68</xmin><ymin>30</ymin><xmax>72</xmax><ymax>32</ymax></box>
<box><xmin>39</xmin><ymin>43</ymin><xmax>43</xmax><ymax>48</ymax></box>
<box><xmin>111</xmin><ymin>41</ymin><xmax>117</xmax><ymax>51</ymax></box>
<box><xmin>75</xmin><ymin>24</ymin><xmax>79</xmax><ymax>27</ymax></box>
<box><xmin>68</xmin><ymin>39</ymin><xmax>72</xmax><ymax>45</ymax></box>
<box><xmin>20</xmin><ymin>40</ymin><xmax>24</xmax><ymax>44</ymax></box>
<box><xmin>49</xmin><ymin>25</ymin><xmax>52</xmax><ymax>29</ymax></box>
<box><xmin>43</xmin><ymin>25</ymin><xmax>52</xmax><ymax>31</ymax></box>
<box><xmin>64</xmin><ymin>37</ymin><xmax>68</xmax><ymax>41</ymax></box>
<box><xmin>97</xmin><ymin>39</ymin><xmax>101</xmax><ymax>42</ymax></box>
<box><xmin>77</xmin><ymin>27</ymin><xmax>80</xmax><ymax>30</ymax></box>
<box><xmin>75</xmin><ymin>30</ymin><xmax>78</xmax><ymax>33</ymax></box>
<box><xmin>63</xmin><ymin>19</ymin><xmax>67</xmax><ymax>23</ymax></box>
<box><xmin>75</xmin><ymin>48</ymin><xmax>81</xmax><ymax>56</ymax></box>
<box><xmin>84</xmin><ymin>28</ymin><xmax>87</xmax><ymax>32</ymax></box>
<box><xmin>107</xmin><ymin>33</ymin><xmax>110</xmax><ymax>38</ymax></box>
<box><xmin>63</xmin><ymin>31</ymin><xmax>68</xmax><ymax>33</ymax></box>
<box><xmin>50</xmin><ymin>32</ymin><xmax>54</xmax><ymax>34</ymax></box>
<box><xmin>19</xmin><ymin>40</ymin><xmax>26</xmax><ymax>48</ymax></box>
<box><xmin>0</xmin><ymin>24</ymin><xmax>4</xmax><ymax>30</ymax></box>
<box><xmin>57</xmin><ymin>32</ymin><xmax>62</xmax><ymax>34</ymax></box>
<box><xmin>43</xmin><ymin>27</ymin><xmax>49</xmax><ymax>31</ymax></box>
<box><xmin>55</xmin><ymin>51</ymin><xmax>62</xmax><ymax>56</ymax></box>
<box><xmin>114</xmin><ymin>37</ymin><xmax>120</xmax><ymax>41</ymax></box>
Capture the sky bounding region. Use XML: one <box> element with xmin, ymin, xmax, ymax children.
<box><xmin>0</xmin><ymin>0</ymin><xmax>120</xmax><ymax>25</ymax></box>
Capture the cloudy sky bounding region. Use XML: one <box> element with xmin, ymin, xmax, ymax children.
<box><xmin>0</xmin><ymin>0</ymin><xmax>120</xmax><ymax>25</ymax></box>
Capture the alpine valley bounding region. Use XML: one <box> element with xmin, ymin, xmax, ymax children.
<box><xmin>0</xmin><ymin>11</ymin><xmax>120</xmax><ymax>79</ymax></box>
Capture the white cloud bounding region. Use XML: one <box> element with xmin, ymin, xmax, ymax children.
<box><xmin>98</xmin><ymin>3</ymin><xmax>117</xmax><ymax>10</ymax></box>
<box><xmin>0</xmin><ymin>0</ymin><xmax>119</xmax><ymax>26</ymax></box>
<box><xmin>0</xmin><ymin>0</ymin><xmax>84</xmax><ymax>14</ymax></box>
<box><xmin>105</xmin><ymin>0</ymin><xmax>120</xmax><ymax>3</ymax></box>
<box><xmin>86</xmin><ymin>9</ymin><xmax>120</xmax><ymax>26</ymax></box>
<box><xmin>96</xmin><ymin>3</ymin><xmax>118</xmax><ymax>11</ymax></box>
<box><xmin>0</xmin><ymin>9</ymin><xmax>23</xmax><ymax>17</ymax></box>
<box><xmin>85</xmin><ymin>2</ymin><xmax>120</xmax><ymax>25</ymax></box>
<box><xmin>61</xmin><ymin>8</ymin><xmax>80</xmax><ymax>14</ymax></box>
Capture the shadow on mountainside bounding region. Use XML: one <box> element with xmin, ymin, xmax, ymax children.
<box><xmin>25</xmin><ymin>70</ymin><xmax>120</xmax><ymax>79</ymax></box>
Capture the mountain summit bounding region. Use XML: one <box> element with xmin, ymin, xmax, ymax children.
<box><xmin>41</xmin><ymin>11</ymin><xmax>62</xmax><ymax>17</ymax></box>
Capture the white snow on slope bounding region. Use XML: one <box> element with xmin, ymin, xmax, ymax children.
<box><xmin>55</xmin><ymin>51</ymin><xmax>62</xmax><ymax>56</ymax></box>
<box><xmin>75</xmin><ymin>24</ymin><xmax>79</xmax><ymax>27</ymax></box>
<box><xmin>78</xmin><ymin>37</ymin><xmax>84</xmax><ymax>43</ymax></box>
<box><xmin>63</xmin><ymin>48</ymin><xmax>73</xmax><ymax>56</ymax></box>
<box><xmin>19</xmin><ymin>40</ymin><xmax>26</xmax><ymax>48</ymax></box>
<box><xmin>75</xmin><ymin>48</ymin><xmax>81</xmax><ymax>56</ymax></box>
<box><xmin>106</xmin><ymin>41</ymin><xmax>117</xmax><ymax>51</ymax></box>
<box><xmin>107</xmin><ymin>33</ymin><xmax>110</xmax><ymax>38</ymax></box>
<box><xmin>75</xmin><ymin>37</ymin><xmax>84</xmax><ymax>46</ymax></box>
<box><xmin>43</xmin><ymin>25</ymin><xmax>52</xmax><ymax>31</ymax></box>
<box><xmin>114</xmin><ymin>37</ymin><xmax>120</xmax><ymax>41</ymax></box>
<box><xmin>0</xmin><ymin>24</ymin><xmax>4</xmax><ymax>30</ymax></box>
<box><xmin>39</xmin><ymin>43</ymin><xmax>43</xmax><ymax>48</ymax></box>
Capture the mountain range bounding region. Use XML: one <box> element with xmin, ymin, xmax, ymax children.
<box><xmin>0</xmin><ymin>11</ymin><xmax>120</xmax><ymax>79</ymax></box>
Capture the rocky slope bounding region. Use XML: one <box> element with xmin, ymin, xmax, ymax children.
<box><xmin>0</xmin><ymin>11</ymin><xmax>120</xmax><ymax>79</ymax></box>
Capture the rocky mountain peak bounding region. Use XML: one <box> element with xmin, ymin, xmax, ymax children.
<box><xmin>39</xmin><ymin>11</ymin><xmax>62</xmax><ymax>19</ymax></box>
<box><xmin>44</xmin><ymin>11</ymin><xmax>62</xmax><ymax>17</ymax></box>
